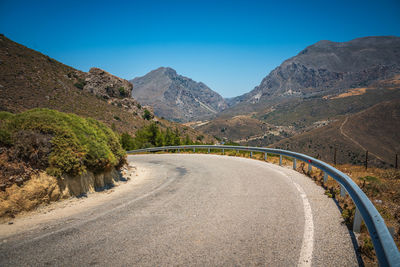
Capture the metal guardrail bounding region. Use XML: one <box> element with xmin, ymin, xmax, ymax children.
<box><xmin>127</xmin><ymin>145</ymin><xmax>400</xmax><ymax>266</ymax></box>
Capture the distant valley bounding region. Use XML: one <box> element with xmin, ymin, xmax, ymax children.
<box><xmin>130</xmin><ymin>36</ymin><xmax>400</xmax><ymax>166</ymax></box>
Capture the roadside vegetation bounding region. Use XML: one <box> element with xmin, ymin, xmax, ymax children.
<box><xmin>120</xmin><ymin>122</ymin><xmax>209</xmax><ymax>150</ymax></box>
<box><xmin>0</xmin><ymin>108</ymin><xmax>126</xmax><ymax>217</ymax></box>
<box><xmin>0</xmin><ymin>108</ymin><xmax>125</xmax><ymax>178</ymax></box>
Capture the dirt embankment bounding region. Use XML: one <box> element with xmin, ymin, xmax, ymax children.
<box><xmin>0</xmin><ymin>165</ymin><xmax>134</xmax><ymax>220</ymax></box>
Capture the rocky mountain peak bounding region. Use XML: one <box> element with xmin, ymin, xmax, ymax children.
<box><xmin>227</xmin><ymin>36</ymin><xmax>400</xmax><ymax>108</ymax></box>
<box><xmin>130</xmin><ymin>67</ymin><xmax>227</xmax><ymax>122</ymax></box>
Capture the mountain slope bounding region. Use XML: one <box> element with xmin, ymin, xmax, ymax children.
<box><xmin>194</xmin><ymin>36</ymin><xmax>400</xmax><ymax>150</ymax></box>
<box><xmin>272</xmin><ymin>99</ymin><xmax>400</xmax><ymax>167</ymax></box>
<box><xmin>130</xmin><ymin>67</ymin><xmax>227</xmax><ymax>122</ymax></box>
<box><xmin>0</xmin><ymin>35</ymin><xmax>215</xmax><ymax>142</ymax></box>
<box><xmin>194</xmin><ymin>74</ymin><xmax>400</xmax><ymax>147</ymax></box>
<box><xmin>227</xmin><ymin>36</ymin><xmax>400</xmax><ymax>111</ymax></box>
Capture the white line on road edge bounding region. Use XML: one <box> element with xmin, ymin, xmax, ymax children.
<box><xmin>269</xmin><ymin>167</ymin><xmax>314</xmax><ymax>267</ymax></box>
<box><xmin>293</xmin><ymin>181</ymin><xmax>314</xmax><ymax>267</ymax></box>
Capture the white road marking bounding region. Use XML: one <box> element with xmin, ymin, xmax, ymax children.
<box><xmin>269</xmin><ymin>167</ymin><xmax>314</xmax><ymax>267</ymax></box>
<box><xmin>293</xmin><ymin>181</ymin><xmax>314</xmax><ymax>267</ymax></box>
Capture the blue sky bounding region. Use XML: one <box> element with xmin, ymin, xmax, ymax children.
<box><xmin>1</xmin><ymin>0</ymin><xmax>400</xmax><ymax>97</ymax></box>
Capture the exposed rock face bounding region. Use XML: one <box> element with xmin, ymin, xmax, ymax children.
<box><xmin>60</xmin><ymin>168</ymin><xmax>121</xmax><ymax>196</ymax></box>
<box><xmin>84</xmin><ymin>68</ymin><xmax>133</xmax><ymax>99</ymax></box>
<box><xmin>130</xmin><ymin>67</ymin><xmax>227</xmax><ymax>122</ymax></box>
<box><xmin>229</xmin><ymin>36</ymin><xmax>400</xmax><ymax>107</ymax></box>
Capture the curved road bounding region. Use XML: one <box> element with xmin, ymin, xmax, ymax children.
<box><xmin>0</xmin><ymin>154</ymin><xmax>359</xmax><ymax>266</ymax></box>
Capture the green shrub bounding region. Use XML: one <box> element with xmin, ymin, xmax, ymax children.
<box><xmin>120</xmin><ymin>132</ymin><xmax>135</xmax><ymax>150</ymax></box>
<box><xmin>196</xmin><ymin>135</ymin><xmax>204</xmax><ymax>141</ymax></box>
<box><xmin>0</xmin><ymin>108</ymin><xmax>125</xmax><ymax>177</ymax></box>
<box><xmin>0</xmin><ymin>129</ymin><xmax>13</xmax><ymax>146</ymax></box>
<box><xmin>118</xmin><ymin>87</ymin><xmax>128</xmax><ymax>97</ymax></box>
<box><xmin>74</xmin><ymin>78</ymin><xmax>86</xmax><ymax>90</ymax></box>
<box><xmin>360</xmin><ymin>237</ymin><xmax>375</xmax><ymax>258</ymax></box>
<box><xmin>130</xmin><ymin>123</ymin><xmax>195</xmax><ymax>149</ymax></box>
<box><xmin>142</xmin><ymin>109</ymin><xmax>153</xmax><ymax>120</ymax></box>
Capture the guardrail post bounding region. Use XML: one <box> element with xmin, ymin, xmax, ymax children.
<box><xmin>279</xmin><ymin>155</ymin><xmax>282</xmax><ymax>166</ymax></box>
<box><xmin>293</xmin><ymin>158</ymin><xmax>296</xmax><ymax>170</ymax></box>
<box><xmin>193</xmin><ymin>148</ymin><xmax>195</xmax><ymax>152</ymax></box>
<box><xmin>222</xmin><ymin>148</ymin><xmax>224</xmax><ymax>154</ymax></box>
<box><xmin>353</xmin><ymin>207</ymin><xmax>362</xmax><ymax>233</ymax></box>
<box><xmin>208</xmin><ymin>148</ymin><xmax>210</xmax><ymax>153</ymax></box>
<box><xmin>323</xmin><ymin>172</ymin><xmax>328</xmax><ymax>184</ymax></box>
<box><xmin>340</xmin><ymin>184</ymin><xmax>347</xmax><ymax>197</ymax></box>
<box><xmin>178</xmin><ymin>148</ymin><xmax>180</xmax><ymax>153</ymax></box>
<box><xmin>308</xmin><ymin>163</ymin><xmax>312</xmax><ymax>173</ymax></box>
<box><xmin>250</xmin><ymin>151</ymin><xmax>253</xmax><ymax>158</ymax></box>
<box><xmin>264</xmin><ymin>153</ymin><xmax>267</xmax><ymax>161</ymax></box>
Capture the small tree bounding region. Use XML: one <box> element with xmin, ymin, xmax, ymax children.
<box><xmin>142</xmin><ymin>109</ymin><xmax>153</xmax><ymax>120</ymax></box>
<box><xmin>120</xmin><ymin>132</ymin><xmax>135</xmax><ymax>150</ymax></box>
<box><xmin>118</xmin><ymin>87</ymin><xmax>128</xmax><ymax>97</ymax></box>
<box><xmin>148</xmin><ymin>123</ymin><xmax>159</xmax><ymax>146</ymax></box>
<box><xmin>184</xmin><ymin>134</ymin><xmax>192</xmax><ymax>145</ymax></box>
<box><xmin>165</xmin><ymin>128</ymin><xmax>174</xmax><ymax>146</ymax></box>
<box><xmin>173</xmin><ymin>128</ymin><xmax>181</xmax><ymax>146</ymax></box>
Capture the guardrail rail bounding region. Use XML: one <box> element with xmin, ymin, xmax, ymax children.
<box><xmin>127</xmin><ymin>145</ymin><xmax>400</xmax><ymax>266</ymax></box>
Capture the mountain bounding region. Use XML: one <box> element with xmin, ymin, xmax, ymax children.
<box><xmin>227</xmin><ymin>36</ymin><xmax>400</xmax><ymax>111</ymax></box>
<box><xmin>272</xmin><ymin>99</ymin><xmax>400</xmax><ymax>167</ymax></box>
<box><xmin>130</xmin><ymin>67</ymin><xmax>227</xmax><ymax>122</ymax></box>
<box><xmin>195</xmin><ymin>72</ymin><xmax>400</xmax><ymax>149</ymax></box>
<box><xmin>193</xmin><ymin>36</ymin><xmax>400</xmax><ymax>160</ymax></box>
<box><xmin>0</xmin><ymin>34</ymin><xmax>215</xmax><ymax>142</ymax></box>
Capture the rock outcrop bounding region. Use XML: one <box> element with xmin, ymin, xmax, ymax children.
<box><xmin>84</xmin><ymin>68</ymin><xmax>133</xmax><ymax>99</ymax></box>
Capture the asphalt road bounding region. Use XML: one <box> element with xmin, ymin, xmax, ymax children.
<box><xmin>0</xmin><ymin>154</ymin><xmax>359</xmax><ymax>266</ymax></box>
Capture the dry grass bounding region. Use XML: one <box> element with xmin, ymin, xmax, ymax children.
<box><xmin>329</xmin><ymin>87</ymin><xmax>368</xmax><ymax>99</ymax></box>
<box><xmin>296</xmin><ymin>162</ymin><xmax>400</xmax><ymax>266</ymax></box>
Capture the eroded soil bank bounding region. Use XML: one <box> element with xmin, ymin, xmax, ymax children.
<box><xmin>0</xmin><ymin>164</ymin><xmax>136</xmax><ymax>221</ymax></box>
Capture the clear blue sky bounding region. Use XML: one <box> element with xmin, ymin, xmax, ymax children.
<box><xmin>1</xmin><ymin>0</ymin><xmax>399</xmax><ymax>97</ymax></box>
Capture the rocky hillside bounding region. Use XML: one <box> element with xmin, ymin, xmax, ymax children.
<box><xmin>195</xmin><ymin>74</ymin><xmax>400</xmax><ymax>149</ymax></box>
<box><xmin>227</xmin><ymin>36</ymin><xmax>400</xmax><ymax>110</ymax></box>
<box><xmin>130</xmin><ymin>67</ymin><xmax>227</xmax><ymax>122</ymax></box>
<box><xmin>273</xmin><ymin>99</ymin><xmax>400</xmax><ymax>167</ymax></box>
<box><xmin>84</xmin><ymin>67</ymin><xmax>133</xmax><ymax>99</ymax></box>
<box><xmin>194</xmin><ymin>36</ymin><xmax>400</xmax><ymax>159</ymax></box>
<box><xmin>0</xmin><ymin>34</ymin><xmax>215</xmax><ymax>143</ymax></box>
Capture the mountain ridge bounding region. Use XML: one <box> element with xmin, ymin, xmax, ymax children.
<box><xmin>192</xmin><ymin>36</ymin><xmax>400</xmax><ymax>166</ymax></box>
<box><xmin>130</xmin><ymin>67</ymin><xmax>227</xmax><ymax>122</ymax></box>
<box><xmin>226</xmin><ymin>35</ymin><xmax>400</xmax><ymax>111</ymax></box>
